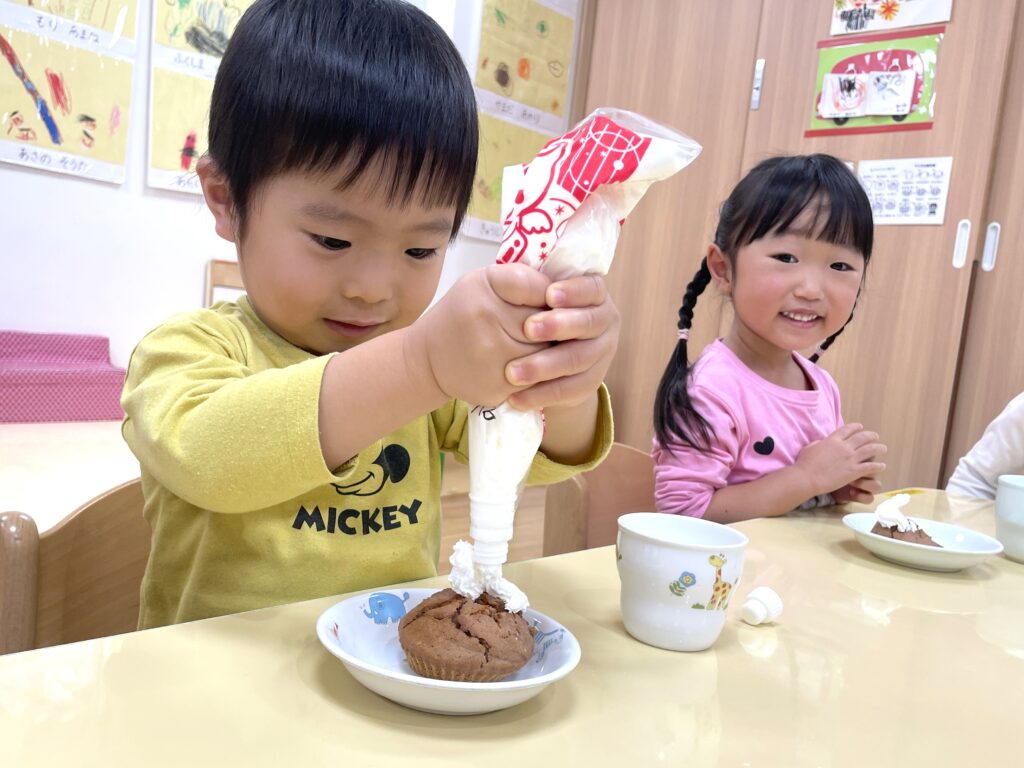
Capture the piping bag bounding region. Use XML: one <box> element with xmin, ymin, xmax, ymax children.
<box><xmin>448</xmin><ymin>108</ymin><xmax>701</xmax><ymax>610</ymax></box>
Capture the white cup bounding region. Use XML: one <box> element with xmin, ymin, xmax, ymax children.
<box><xmin>995</xmin><ymin>474</ymin><xmax>1024</xmax><ymax>564</ymax></box>
<box><xmin>616</xmin><ymin>513</ymin><xmax>748</xmax><ymax>652</ymax></box>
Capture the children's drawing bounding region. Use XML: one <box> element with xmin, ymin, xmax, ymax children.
<box><xmin>831</xmin><ymin>0</ymin><xmax>952</xmax><ymax>35</ymax></box>
<box><xmin>475</xmin><ymin>0</ymin><xmax>574</xmax><ymax>117</ymax></box>
<box><xmin>806</xmin><ymin>27</ymin><xmax>943</xmax><ymax>137</ymax></box>
<box><xmin>148</xmin><ymin>1</ymin><xmax>256</xmax><ymax>192</ymax></box>
<box><xmin>467</xmin><ymin>111</ymin><xmax>552</xmax><ymax>226</ymax></box>
<box><xmin>155</xmin><ymin>0</ymin><xmax>257</xmax><ymax>57</ymax></box>
<box><xmin>148</xmin><ymin>65</ymin><xmax>211</xmax><ymax>176</ymax></box>
<box><xmin>0</xmin><ymin>25</ymin><xmax>132</xmax><ymax>179</ymax></box>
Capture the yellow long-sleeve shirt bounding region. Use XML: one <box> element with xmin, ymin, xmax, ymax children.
<box><xmin>122</xmin><ymin>298</ymin><xmax>613</xmax><ymax>628</ymax></box>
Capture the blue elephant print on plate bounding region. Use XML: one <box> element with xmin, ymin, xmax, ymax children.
<box><xmin>363</xmin><ymin>591</ymin><xmax>410</xmax><ymax>624</ymax></box>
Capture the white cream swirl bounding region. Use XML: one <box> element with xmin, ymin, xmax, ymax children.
<box><xmin>447</xmin><ymin>540</ymin><xmax>529</xmax><ymax>612</ymax></box>
<box><xmin>874</xmin><ymin>493</ymin><xmax>919</xmax><ymax>533</ymax></box>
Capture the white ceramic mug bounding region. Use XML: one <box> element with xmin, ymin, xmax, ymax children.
<box><xmin>995</xmin><ymin>474</ymin><xmax>1024</xmax><ymax>564</ymax></box>
<box><xmin>616</xmin><ymin>513</ymin><xmax>748</xmax><ymax>652</ymax></box>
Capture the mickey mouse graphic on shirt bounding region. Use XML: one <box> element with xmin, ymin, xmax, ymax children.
<box><xmin>292</xmin><ymin>442</ymin><xmax>422</xmax><ymax>537</ymax></box>
<box><xmin>332</xmin><ymin>443</ymin><xmax>411</xmax><ymax>496</ymax></box>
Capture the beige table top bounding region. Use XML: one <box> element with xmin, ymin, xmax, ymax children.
<box><xmin>2</xmin><ymin>490</ymin><xmax>1022</xmax><ymax>767</ymax></box>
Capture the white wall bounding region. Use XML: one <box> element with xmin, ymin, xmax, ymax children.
<box><xmin>0</xmin><ymin>0</ymin><xmax>497</xmax><ymax>368</ymax></box>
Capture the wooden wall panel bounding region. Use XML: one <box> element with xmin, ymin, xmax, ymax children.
<box><xmin>584</xmin><ymin>1</ymin><xmax>764</xmax><ymax>452</ymax></box>
<box><xmin>943</xmin><ymin>3</ymin><xmax>1024</xmax><ymax>483</ymax></box>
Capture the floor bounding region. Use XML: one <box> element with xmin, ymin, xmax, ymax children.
<box><xmin>0</xmin><ymin>421</ymin><xmax>141</xmax><ymax>531</ymax></box>
<box><xmin>0</xmin><ymin>421</ymin><xmax>547</xmax><ymax>568</ymax></box>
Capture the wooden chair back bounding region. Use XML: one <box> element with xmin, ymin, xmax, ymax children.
<box><xmin>204</xmin><ymin>259</ymin><xmax>244</xmax><ymax>307</ymax></box>
<box><xmin>543</xmin><ymin>442</ymin><xmax>656</xmax><ymax>556</ymax></box>
<box><xmin>0</xmin><ymin>479</ymin><xmax>150</xmax><ymax>654</ymax></box>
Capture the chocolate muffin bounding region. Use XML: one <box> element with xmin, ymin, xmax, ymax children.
<box><xmin>398</xmin><ymin>589</ymin><xmax>536</xmax><ymax>682</ymax></box>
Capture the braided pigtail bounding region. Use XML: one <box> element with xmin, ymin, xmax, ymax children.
<box><xmin>809</xmin><ymin>286</ymin><xmax>861</xmax><ymax>363</ymax></box>
<box><xmin>653</xmin><ymin>258</ymin><xmax>715</xmax><ymax>452</ymax></box>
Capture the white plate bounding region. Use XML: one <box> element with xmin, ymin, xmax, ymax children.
<box><xmin>843</xmin><ymin>512</ymin><xmax>1003</xmax><ymax>572</ymax></box>
<box><xmin>316</xmin><ymin>588</ymin><xmax>581</xmax><ymax>715</ymax></box>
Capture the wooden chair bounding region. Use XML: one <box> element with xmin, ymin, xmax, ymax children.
<box><xmin>543</xmin><ymin>442</ymin><xmax>656</xmax><ymax>556</ymax></box>
<box><xmin>204</xmin><ymin>258</ymin><xmax>244</xmax><ymax>307</ymax></box>
<box><xmin>0</xmin><ymin>479</ymin><xmax>150</xmax><ymax>655</ymax></box>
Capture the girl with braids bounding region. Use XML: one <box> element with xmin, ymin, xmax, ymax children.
<box><xmin>652</xmin><ymin>154</ymin><xmax>887</xmax><ymax>523</ymax></box>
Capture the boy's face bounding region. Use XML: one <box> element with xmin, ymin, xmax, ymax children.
<box><xmin>231</xmin><ymin>166</ymin><xmax>456</xmax><ymax>355</ymax></box>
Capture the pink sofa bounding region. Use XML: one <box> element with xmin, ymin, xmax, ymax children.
<box><xmin>0</xmin><ymin>331</ymin><xmax>126</xmax><ymax>423</ymax></box>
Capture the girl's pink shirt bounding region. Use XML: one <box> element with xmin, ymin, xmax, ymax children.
<box><xmin>652</xmin><ymin>340</ymin><xmax>844</xmax><ymax>517</ymax></box>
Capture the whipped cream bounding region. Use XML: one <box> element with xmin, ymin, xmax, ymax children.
<box><xmin>468</xmin><ymin>404</ymin><xmax>544</xmax><ymax>503</ymax></box>
<box><xmin>874</xmin><ymin>493</ymin><xmax>919</xmax><ymax>533</ymax></box>
<box><xmin>448</xmin><ymin>540</ymin><xmax>529</xmax><ymax>612</ymax></box>
<box><xmin>446</xmin><ymin>404</ymin><xmax>542</xmax><ymax>608</ymax></box>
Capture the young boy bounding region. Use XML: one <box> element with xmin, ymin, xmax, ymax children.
<box><xmin>121</xmin><ymin>0</ymin><xmax>618</xmax><ymax>628</ymax></box>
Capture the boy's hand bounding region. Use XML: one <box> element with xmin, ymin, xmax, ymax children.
<box><xmin>503</xmin><ymin>274</ymin><xmax>621</xmax><ymax>410</ymax></box>
<box><xmin>411</xmin><ymin>264</ymin><xmax>550</xmax><ymax>406</ymax></box>
<box><xmin>794</xmin><ymin>423</ymin><xmax>887</xmax><ymax>500</ymax></box>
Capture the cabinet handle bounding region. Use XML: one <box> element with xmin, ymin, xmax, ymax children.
<box><xmin>951</xmin><ymin>219</ymin><xmax>971</xmax><ymax>269</ymax></box>
<box><xmin>750</xmin><ymin>58</ymin><xmax>765</xmax><ymax>110</ymax></box>
<box><xmin>981</xmin><ymin>222</ymin><xmax>1001</xmax><ymax>272</ymax></box>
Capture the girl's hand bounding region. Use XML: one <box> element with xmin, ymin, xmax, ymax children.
<box><xmin>794</xmin><ymin>423</ymin><xmax>887</xmax><ymax>500</ymax></box>
<box><xmin>504</xmin><ymin>274</ymin><xmax>621</xmax><ymax>410</ymax></box>
<box><xmin>832</xmin><ymin>476</ymin><xmax>884</xmax><ymax>505</ymax></box>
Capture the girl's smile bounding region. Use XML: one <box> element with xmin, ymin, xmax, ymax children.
<box><xmin>779</xmin><ymin>309</ymin><xmax>822</xmax><ymax>328</ymax></box>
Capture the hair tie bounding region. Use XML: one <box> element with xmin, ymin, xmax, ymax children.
<box><xmin>677</xmin><ymin>328</ymin><xmax>690</xmax><ymax>341</ymax></box>
<box><xmin>814</xmin><ymin>344</ymin><xmax>827</xmax><ymax>358</ymax></box>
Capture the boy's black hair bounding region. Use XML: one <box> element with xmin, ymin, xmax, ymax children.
<box><xmin>208</xmin><ymin>0</ymin><xmax>478</xmax><ymax>237</ymax></box>
<box><xmin>653</xmin><ymin>153</ymin><xmax>874</xmax><ymax>451</ymax></box>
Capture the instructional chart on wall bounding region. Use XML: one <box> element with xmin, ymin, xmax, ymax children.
<box><xmin>0</xmin><ymin>0</ymin><xmax>138</xmax><ymax>183</ymax></box>
<box><xmin>466</xmin><ymin>0</ymin><xmax>581</xmax><ymax>241</ymax></box>
<box><xmin>857</xmin><ymin>156</ymin><xmax>953</xmax><ymax>225</ymax></box>
<box><xmin>147</xmin><ymin>0</ymin><xmax>256</xmax><ymax>193</ymax></box>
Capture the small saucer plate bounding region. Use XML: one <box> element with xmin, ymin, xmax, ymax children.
<box><xmin>316</xmin><ymin>588</ymin><xmax>581</xmax><ymax>715</ymax></box>
<box><xmin>843</xmin><ymin>513</ymin><xmax>1003</xmax><ymax>572</ymax></box>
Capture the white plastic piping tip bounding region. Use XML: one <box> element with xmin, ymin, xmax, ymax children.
<box><xmin>741</xmin><ymin>586</ymin><xmax>783</xmax><ymax>626</ymax></box>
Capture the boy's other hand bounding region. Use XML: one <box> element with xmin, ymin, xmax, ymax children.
<box><xmin>503</xmin><ymin>274</ymin><xmax>621</xmax><ymax>410</ymax></box>
<box><xmin>411</xmin><ymin>264</ymin><xmax>550</xmax><ymax>406</ymax></box>
<box><xmin>794</xmin><ymin>423</ymin><xmax>887</xmax><ymax>500</ymax></box>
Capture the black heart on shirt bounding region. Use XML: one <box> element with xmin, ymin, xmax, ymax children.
<box><xmin>753</xmin><ymin>436</ymin><xmax>775</xmax><ymax>456</ymax></box>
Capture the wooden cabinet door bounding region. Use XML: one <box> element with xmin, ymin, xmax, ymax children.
<box><xmin>943</xmin><ymin>3</ymin><xmax>1024</xmax><ymax>484</ymax></box>
<box><xmin>582</xmin><ymin>1</ymin><xmax>763</xmax><ymax>452</ymax></box>
<box><xmin>741</xmin><ymin>0</ymin><xmax>1018</xmax><ymax>488</ymax></box>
